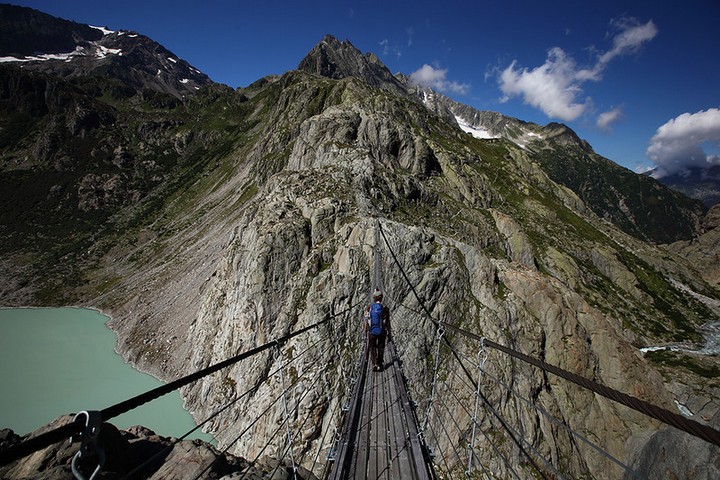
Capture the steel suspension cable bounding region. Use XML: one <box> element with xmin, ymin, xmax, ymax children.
<box><xmin>276</xmin><ymin>344</ymin><xmax>298</xmax><ymax>477</ymax></box>
<box><xmin>264</xmin><ymin>385</ymin><xmax>321</xmax><ymax>480</ymax></box>
<box><xmin>421</xmin><ymin>327</ymin><xmax>445</xmax><ymax>433</ymax></box>
<box><xmin>309</xmin><ymin>337</ymin><xmax>366</xmax><ymax>476</ymax></box>
<box><xmin>306</xmin><ymin>315</ymin><xmax>360</xmax><ymax>475</ymax></box>
<box><xmin>0</xmin><ymin>306</ymin><xmax>357</xmax><ymax>467</ymax></box>
<box><xmin>269</xmin><ymin>362</ymin><xmax>337</xmax><ymax>480</ymax></box>
<box><xmin>192</xmin><ymin>343</ymin><xmax>332</xmax><ymax>480</ymax></box>
<box><xmin>441</xmin><ymin>365</ymin><xmax>521</xmax><ymax>480</ymax></box>
<box><xmin>122</xmin><ymin>334</ymin><xmax>329</xmax><ymax>480</ymax></box>
<box><xmin>447</xmin><ymin>322</ymin><xmax>720</xmax><ymax>448</ymax></box>
<box><xmin>238</xmin><ymin>360</ymin><xmax>331</xmax><ymax>480</ymax></box>
<box><xmin>237</xmin><ymin>396</ymin><xmax>306</xmax><ymax>480</ymax></box>
<box><xmin>429</xmin><ymin>394</ymin><xmax>474</xmax><ymax>480</ymax></box>
<box><xmin>431</xmin><ymin>375</ymin><xmax>493</xmax><ymax>480</ymax></box>
<box><xmin>449</xmin><ymin>341</ymin><xmax>553</xmax><ymax>479</ymax></box>
<box><xmin>378</xmin><ymin>220</ymin><xmax>549</xmax><ymax>479</ymax></box>
<box><xmin>445</xmin><ymin>361</ymin><xmax>562</xmax><ymax>480</ymax></box>
<box><xmin>444</xmin><ymin>356</ymin><xmax>541</xmax><ymax>479</ymax></box>
<box><xmin>271</xmin><ymin>300</ymin><xmax>376</xmax><ymax>478</ymax></box>
<box><xmin>267</xmin><ymin>406</ymin><xmax>316</xmax><ymax>480</ymax></box>
<box><xmin>456</xmin><ymin>348</ymin><xmax>645</xmax><ymax>480</ymax></box>
<box><xmin>424</xmin><ymin>408</ymin><xmax>456</xmax><ymax>478</ymax></box>
<box><xmin>378</xmin><ymin>220</ymin><xmax>720</xmax><ymax>448</ymax></box>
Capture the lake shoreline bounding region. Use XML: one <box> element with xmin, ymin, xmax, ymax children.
<box><xmin>0</xmin><ymin>306</ymin><xmax>213</xmax><ymax>442</ymax></box>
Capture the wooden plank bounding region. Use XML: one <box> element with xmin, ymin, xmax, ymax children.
<box><xmin>366</xmin><ymin>368</ymin><xmax>378</xmax><ymax>479</ymax></box>
<box><xmin>378</xmin><ymin>366</ymin><xmax>391</xmax><ymax>479</ymax></box>
<box><xmin>353</xmin><ymin>361</ymin><xmax>374</xmax><ymax>480</ymax></box>
<box><xmin>390</xmin><ymin>343</ymin><xmax>432</xmax><ymax>480</ymax></box>
<box><xmin>329</xmin><ymin>351</ymin><xmax>370</xmax><ymax>480</ymax></box>
<box><xmin>333</xmin><ymin>341</ymin><xmax>431</xmax><ymax>480</ymax></box>
<box><xmin>392</xmin><ymin>350</ymin><xmax>418</xmax><ymax>479</ymax></box>
<box><xmin>370</xmin><ymin>366</ymin><xmax>386</xmax><ymax>479</ymax></box>
<box><xmin>386</xmin><ymin>363</ymin><xmax>406</xmax><ymax>479</ymax></box>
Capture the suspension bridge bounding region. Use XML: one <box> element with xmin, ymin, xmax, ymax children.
<box><xmin>1</xmin><ymin>220</ymin><xmax>719</xmax><ymax>479</ymax></box>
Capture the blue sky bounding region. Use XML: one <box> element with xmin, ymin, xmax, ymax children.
<box><xmin>10</xmin><ymin>0</ymin><xmax>720</xmax><ymax>174</ymax></box>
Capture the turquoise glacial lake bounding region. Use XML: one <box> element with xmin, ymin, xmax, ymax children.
<box><xmin>0</xmin><ymin>307</ymin><xmax>213</xmax><ymax>442</ymax></box>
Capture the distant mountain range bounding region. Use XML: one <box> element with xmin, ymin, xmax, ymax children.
<box><xmin>645</xmin><ymin>166</ymin><xmax>720</xmax><ymax>208</ymax></box>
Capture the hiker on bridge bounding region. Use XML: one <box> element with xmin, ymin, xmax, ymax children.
<box><xmin>364</xmin><ymin>288</ymin><xmax>391</xmax><ymax>372</ymax></box>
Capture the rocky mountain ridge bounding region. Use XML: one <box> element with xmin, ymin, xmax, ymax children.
<box><xmin>0</xmin><ymin>3</ymin><xmax>211</xmax><ymax>98</ymax></box>
<box><xmin>1</xmin><ymin>7</ymin><xmax>719</xmax><ymax>479</ymax></box>
<box><xmin>302</xmin><ymin>33</ymin><xmax>707</xmax><ymax>244</ymax></box>
<box><xmin>411</xmin><ymin>83</ymin><xmax>706</xmax><ymax>244</ymax></box>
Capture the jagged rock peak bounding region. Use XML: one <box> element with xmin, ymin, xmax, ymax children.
<box><xmin>297</xmin><ymin>34</ymin><xmax>406</xmax><ymax>94</ymax></box>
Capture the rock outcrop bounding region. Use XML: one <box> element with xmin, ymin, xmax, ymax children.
<box><xmin>0</xmin><ymin>418</ymin><xmax>251</xmax><ymax>480</ymax></box>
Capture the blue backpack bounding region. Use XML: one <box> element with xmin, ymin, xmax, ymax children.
<box><xmin>369</xmin><ymin>303</ymin><xmax>384</xmax><ymax>336</ymax></box>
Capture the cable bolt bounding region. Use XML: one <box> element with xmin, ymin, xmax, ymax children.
<box><xmin>71</xmin><ymin>411</ymin><xmax>105</xmax><ymax>480</ymax></box>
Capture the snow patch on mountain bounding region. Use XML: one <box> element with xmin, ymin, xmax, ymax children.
<box><xmin>514</xmin><ymin>130</ymin><xmax>544</xmax><ymax>149</ymax></box>
<box><xmin>96</xmin><ymin>45</ymin><xmax>123</xmax><ymax>58</ymax></box>
<box><xmin>0</xmin><ymin>42</ymin><xmax>123</xmax><ymax>63</ymax></box>
<box><xmin>0</xmin><ymin>47</ymin><xmax>84</xmax><ymax>63</ymax></box>
<box><xmin>90</xmin><ymin>25</ymin><xmax>116</xmax><ymax>36</ymax></box>
<box><xmin>454</xmin><ymin>115</ymin><xmax>497</xmax><ymax>140</ymax></box>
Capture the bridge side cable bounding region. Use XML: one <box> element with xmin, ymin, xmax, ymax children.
<box><xmin>193</xmin><ymin>339</ymin><xmax>334</xmax><ymax>480</ymax></box>
<box><xmin>445</xmin><ymin>359</ymin><xmax>564</xmax><ymax>480</ymax></box>
<box><xmin>306</xmin><ymin>310</ymin><xmax>365</xmax><ymax>476</ymax></box>
<box><xmin>454</xmin><ymin>348</ymin><xmax>646</xmax><ymax>480</ymax></box>
<box><xmin>427</xmin><ymin>398</ymin><xmax>473</xmax><ymax>479</ymax></box>
<box><xmin>439</xmin><ymin>364</ymin><xmax>521</xmax><ymax>480</ymax></box>
<box><xmin>121</xmin><ymin>333</ymin><xmax>329</xmax><ymax>479</ymax></box>
<box><xmin>377</xmin><ymin>220</ymin><xmax>720</xmax><ymax>449</ymax></box>
<box><xmin>0</xmin><ymin>304</ymin><xmax>360</xmax><ymax>468</ymax></box>
<box><xmin>378</xmin><ymin>221</ymin><xmax>549</xmax><ymax>479</ymax></box>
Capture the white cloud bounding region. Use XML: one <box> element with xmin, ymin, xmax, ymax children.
<box><xmin>606</xmin><ymin>18</ymin><xmax>658</xmax><ymax>60</ymax></box>
<box><xmin>597</xmin><ymin>107</ymin><xmax>623</xmax><ymax>131</ymax></box>
<box><xmin>577</xmin><ymin>19</ymin><xmax>658</xmax><ymax>81</ymax></box>
<box><xmin>410</xmin><ymin>64</ymin><xmax>470</xmax><ymax>95</ymax></box>
<box><xmin>498</xmin><ymin>18</ymin><xmax>657</xmax><ymax>121</ymax></box>
<box><xmin>647</xmin><ymin>108</ymin><xmax>720</xmax><ymax>177</ymax></box>
<box><xmin>499</xmin><ymin>47</ymin><xmax>587</xmax><ymax>121</ymax></box>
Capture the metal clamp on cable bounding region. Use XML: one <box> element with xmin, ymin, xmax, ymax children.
<box><xmin>71</xmin><ymin>410</ymin><xmax>105</xmax><ymax>480</ymax></box>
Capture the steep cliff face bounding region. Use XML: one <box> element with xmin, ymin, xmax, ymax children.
<box><xmin>1</xmin><ymin>22</ymin><xmax>719</xmax><ymax>478</ymax></box>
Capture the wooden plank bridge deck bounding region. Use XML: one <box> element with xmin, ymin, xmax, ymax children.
<box><xmin>330</xmin><ymin>343</ymin><xmax>431</xmax><ymax>479</ymax></box>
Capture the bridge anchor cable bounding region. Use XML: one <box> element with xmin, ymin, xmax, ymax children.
<box><xmin>466</xmin><ymin>340</ymin><xmax>487</xmax><ymax>474</ymax></box>
<box><xmin>276</xmin><ymin>343</ymin><xmax>299</xmax><ymax>479</ymax></box>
